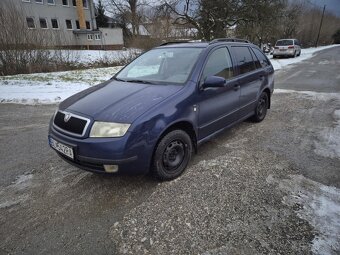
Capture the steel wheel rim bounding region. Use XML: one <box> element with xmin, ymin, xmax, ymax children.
<box><xmin>162</xmin><ymin>140</ymin><xmax>186</xmax><ymax>172</ymax></box>
<box><xmin>257</xmin><ymin>96</ymin><xmax>267</xmax><ymax>119</ymax></box>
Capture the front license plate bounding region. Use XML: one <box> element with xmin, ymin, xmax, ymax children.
<box><xmin>49</xmin><ymin>137</ymin><xmax>74</xmax><ymax>159</ymax></box>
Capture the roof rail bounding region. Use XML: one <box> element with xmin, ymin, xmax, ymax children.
<box><xmin>159</xmin><ymin>40</ymin><xmax>191</xmax><ymax>46</ymax></box>
<box><xmin>209</xmin><ymin>38</ymin><xmax>250</xmax><ymax>44</ymax></box>
<box><xmin>159</xmin><ymin>39</ymin><xmax>206</xmax><ymax>46</ymax></box>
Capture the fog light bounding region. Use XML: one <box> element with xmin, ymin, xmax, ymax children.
<box><xmin>104</xmin><ymin>165</ymin><xmax>119</xmax><ymax>173</ymax></box>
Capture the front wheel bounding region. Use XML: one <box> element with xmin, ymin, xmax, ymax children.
<box><xmin>152</xmin><ymin>130</ymin><xmax>193</xmax><ymax>181</ymax></box>
<box><xmin>251</xmin><ymin>92</ymin><xmax>269</xmax><ymax>122</ymax></box>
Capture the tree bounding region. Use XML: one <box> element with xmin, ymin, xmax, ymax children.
<box><xmin>107</xmin><ymin>0</ymin><xmax>148</xmax><ymax>36</ymax></box>
<box><xmin>96</xmin><ymin>0</ymin><xmax>108</xmax><ymax>28</ymax></box>
<box><xmin>332</xmin><ymin>29</ymin><xmax>340</xmax><ymax>44</ymax></box>
<box><xmin>163</xmin><ymin>0</ymin><xmax>286</xmax><ymax>41</ymax></box>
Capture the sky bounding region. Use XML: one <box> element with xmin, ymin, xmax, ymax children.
<box><xmin>312</xmin><ymin>0</ymin><xmax>340</xmax><ymax>16</ymax></box>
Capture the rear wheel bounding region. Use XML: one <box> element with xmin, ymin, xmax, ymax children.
<box><xmin>251</xmin><ymin>92</ymin><xmax>269</xmax><ymax>122</ymax></box>
<box><xmin>152</xmin><ymin>130</ymin><xmax>192</xmax><ymax>181</ymax></box>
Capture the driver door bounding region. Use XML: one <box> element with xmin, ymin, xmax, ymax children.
<box><xmin>197</xmin><ymin>47</ymin><xmax>240</xmax><ymax>140</ymax></box>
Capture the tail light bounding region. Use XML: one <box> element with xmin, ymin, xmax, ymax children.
<box><xmin>288</xmin><ymin>45</ymin><xmax>294</xmax><ymax>48</ymax></box>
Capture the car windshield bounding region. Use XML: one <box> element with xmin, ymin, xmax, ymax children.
<box><xmin>115</xmin><ymin>47</ymin><xmax>203</xmax><ymax>85</ymax></box>
<box><xmin>276</xmin><ymin>40</ymin><xmax>294</xmax><ymax>46</ymax></box>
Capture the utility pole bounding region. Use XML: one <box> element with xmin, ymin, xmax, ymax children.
<box><xmin>315</xmin><ymin>5</ymin><xmax>326</xmax><ymax>47</ymax></box>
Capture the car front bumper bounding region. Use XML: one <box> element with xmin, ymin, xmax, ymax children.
<box><xmin>48</xmin><ymin>125</ymin><xmax>152</xmax><ymax>175</ymax></box>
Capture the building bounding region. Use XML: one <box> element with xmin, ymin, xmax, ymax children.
<box><xmin>4</xmin><ymin>0</ymin><xmax>124</xmax><ymax>49</ymax></box>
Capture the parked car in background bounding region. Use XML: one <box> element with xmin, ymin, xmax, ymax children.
<box><xmin>48</xmin><ymin>38</ymin><xmax>274</xmax><ymax>181</ymax></box>
<box><xmin>273</xmin><ymin>39</ymin><xmax>301</xmax><ymax>58</ymax></box>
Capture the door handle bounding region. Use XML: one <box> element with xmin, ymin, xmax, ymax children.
<box><xmin>259</xmin><ymin>75</ymin><xmax>264</xmax><ymax>80</ymax></box>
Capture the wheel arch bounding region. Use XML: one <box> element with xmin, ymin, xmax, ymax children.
<box><xmin>156</xmin><ymin>121</ymin><xmax>197</xmax><ymax>153</ymax></box>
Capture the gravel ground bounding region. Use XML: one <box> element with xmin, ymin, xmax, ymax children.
<box><xmin>0</xmin><ymin>91</ymin><xmax>339</xmax><ymax>254</ymax></box>
<box><xmin>109</xmin><ymin>91</ymin><xmax>340</xmax><ymax>255</ymax></box>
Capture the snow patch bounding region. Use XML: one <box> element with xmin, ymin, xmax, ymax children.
<box><xmin>274</xmin><ymin>89</ymin><xmax>340</xmax><ymax>101</ymax></box>
<box><xmin>0</xmin><ymin>66</ymin><xmax>123</xmax><ymax>104</ymax></box>
<box><xmin>0</xmin><ymin>173</ymin><xmax>33</xmax><ymax>209</ymax></box>
<box><xmin>274</xmin><ymin>89</ymin><xmax>340</xmax><ymax>159</ymax></box>
<box><xmin>314</xmin><ymin>109</ymin><xmax>340</xmax><ymax>159</ymax></box>
<box><xmin>267</xmin><ymin>175</ymin><xmax>340</xmax><ymax>255</ymax></box>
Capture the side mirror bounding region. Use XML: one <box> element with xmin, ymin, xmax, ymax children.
<box><xmin>202</xmin><ymin>76</ymin><xmax>226</xmax><ymax>89</ymax></box>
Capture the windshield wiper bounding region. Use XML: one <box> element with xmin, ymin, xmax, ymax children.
<box><xmin>112</xmin><ymin>77</ymin><xmax>126</xmax><ymax>82</ymax></box>
<box><xmin>124</xmin><ymin>79</ymin><xmax>155</xmax><ymax>84</ymax></box>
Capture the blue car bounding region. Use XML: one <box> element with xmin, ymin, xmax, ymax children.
<box><xmin>48</xmin><ymin>39</ymin><xmax>274</xmax><ymax>180</ymax></box>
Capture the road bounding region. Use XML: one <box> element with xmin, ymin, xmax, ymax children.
<box><xmin>0</xmin><ymin>46</ymin><xmax>339</xmax><ymax>255</ymax></box>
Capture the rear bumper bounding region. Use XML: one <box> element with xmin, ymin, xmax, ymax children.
<box><xmin>273</xmin><ymin>50</ymin><xmax>295</xmax><ymax>56</ymax></box>
<box><xmin>48</xmin><ymin>125</ymin><xmax>152</xmax><ymax>175</ymax></box>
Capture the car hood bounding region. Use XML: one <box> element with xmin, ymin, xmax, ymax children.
<box><xmin>59</xmin><ymin>80</ymin><xmax>183</xmax><ymax>123</ymax></box>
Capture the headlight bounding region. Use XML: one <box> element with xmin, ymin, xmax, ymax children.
<box><xmin>90</xmin><ymin>122</ymin><xmax>130</xmax><ymax>138</ymax></box>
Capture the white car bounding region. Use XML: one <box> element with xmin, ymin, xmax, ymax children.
<box><xmin>273</xmin><ymin>39</ymin><xmax>301</xmax><ymax>58</ymax></box>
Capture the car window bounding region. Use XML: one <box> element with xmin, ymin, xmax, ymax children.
<box><xmin>202</xmin><ymin>47</ymin><xmax>234</xmax><ymax>81</ymax></box>
<box><xmin>232</xmin><ymin>46</ymin><xmax>256</xmax><ymax>75</ymax></box>
<box><xmin>252</xmin><ymin>48</ymin><xmax>270</xmax><ymax>68</ymax></box>
<box><xmin>116</xmin><ymin>47</ymin><xmax>203</xmax><ymax>85</ymax></box>
<box><xmin>276</xmin><ymin>40</ymin><xmax>294</xmax><ymax>46</ymax></box>
<box><xmin>249</xmin><ymin>48</ymin><xmax>261</xmax><ymax>69</ymax></box>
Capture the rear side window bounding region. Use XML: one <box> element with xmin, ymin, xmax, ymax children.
<box><xmin>232</xmin><ymin>46</ymin><xmax>256</xmax><ymax>75</ymax></box>
<box><xmin>202</xmin><ymin>47</ymin><xmax>234</xmax><ymax>80</ymax></box>
<box><xmin>252</xmin><ymin>48</ymin><xmax>270</xmax><ymax>68</ymax></box>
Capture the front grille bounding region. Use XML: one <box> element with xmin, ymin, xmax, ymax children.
<box><xmin>53</xmin><ymin>111</ymin><xmax>90</xmax><ymax>137</ymax></box>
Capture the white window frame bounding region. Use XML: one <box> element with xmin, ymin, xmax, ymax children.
<box><xmin>22</xmin><ymin>0</ymin><xmax>31</xmax><ymax>2</ymax></box>
<box><xmin>26</xmin><ymin>17</ymin><xmax>36</xmax><ymax>29</ymax></box>
<box><xmin>94</xmin><ymin>34</ymin><xmax>101</xmax><ymax>40</ymax></box>
<box><xmin>87</xmin><ymin>34</ymin><xmax>93</xmax><ymax>40</ymax></box>
<box><xmin>47</xmin><ymin>0</ymin><xmax>55</xmax><ymax>5</ymax></box>
<box><xmin>35</xmin><ymin>0</ymin><xmax>43</xmax><ymax>4</ymax></box>
<box><xmin>65</xmin><ymin>19</ymin><xmax>73</xmax><ymax>30</ymax></box>
<box><xmin>39</xmin><ymin>18</ymin><xmax>48</xmax><ymax>29</ymax></box>
<box><xmin>62</xmin><ymin>0</ymin><xmax>69</xmax><ymax>7</ymax></box>
<box><xmin>51</xmin><ymin>18</ymin><xmax>59</xmax><ymax>29</ymax></box>
<box><xmin>72</xmin><ymin>0</ymin><xmax>76</xmax><ymax>7</ymax></box>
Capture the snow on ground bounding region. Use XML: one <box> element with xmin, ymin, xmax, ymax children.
<box><xmin>269</xmin><ymin>45</ymin><xmax>339</xmax><ymax>71</ymax></box>
<box><xmin>51</xmin><ymin>48</ymin><xmax>140</xmax><ymax>65</ymax></box>
<box><xmin>267</xmin><ymin>174</ymin><xmax>340</xmax><ymax>255</ymax></box>
<box><xmin>0</xmin><ymin>45</ymin><xmax>338</xmax><ymax>104</ymax></box>
<box><xmin>315</xmin><ymin>109</ymin><xmax>340</xmax><ymax>159</ymax></box>
<box><xmin>276</xmin><ymin>89</ymin><xmax>340</xmax><ymax>159</ymax></box>
<box><xmin>0</xmin><ymin>66</ymin><xmax>122</xmax><ymax>104</ymax></box>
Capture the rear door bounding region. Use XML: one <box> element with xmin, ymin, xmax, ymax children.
<box><xmin>230</xmin><ymin>46</ymin><xmax>263</xmax><ymax>117</ymax></box>
<box><xmin>197</xmin><ymin>47</ymin><xmax>240</xmax><ymax>140</ymax></box>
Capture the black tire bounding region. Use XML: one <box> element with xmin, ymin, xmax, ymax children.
<box><xmin>152</xmin><ymin>130</ymin><xmax>193</xmax><ymax>181</ymax></box>
<box><xmin>273</xmin><ymin>55</ymin><xmax>276</xmax><ymax>59</ymax></box>
<box><xmin>251</xmin><ymin>92</ymin><xmax>269</xmax><ymax>123</ymax></box>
